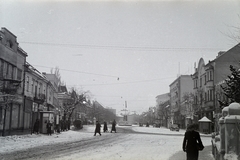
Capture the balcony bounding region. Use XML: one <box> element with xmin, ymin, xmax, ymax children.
<box><xmin>1</xmin><ymin>79</ymin><xmax>21</xmax><ymax>94</ymax></box>
<box><xmin>34</xmin><ymin>93</ymin><xmax>46</xmax><ymax>104</ymax></box>
<box><xmin>204</xmin><ymin>101</ymin><xmax>214</xmax><ymax>111</ymax></box>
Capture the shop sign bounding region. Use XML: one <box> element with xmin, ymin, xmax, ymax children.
<box><xmin>32</xmin><ymin>102</ymin><xmax>38</xmax><ymax>112</ymax></box>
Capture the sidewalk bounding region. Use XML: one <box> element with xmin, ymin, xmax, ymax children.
<box><xmin>168</xmin><ymin>145</ymin><xmax>214</xmax><ymax>160</ymax></box>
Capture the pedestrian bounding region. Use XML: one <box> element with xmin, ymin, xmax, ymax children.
<box><xmin>33</xmin><ymin>119</ymin><xmax>40</xmax><ymax>134</ymax></box>
<box><xmin>60</xmin><ymin>119</ymin><xmax>64</xmax><ymax>131</ymax></box>
<box><xmin>46</xmin><ymin>120</ymin><xmax>52</xmax><ymax>136</ymax></box>
<box><xmin>94</xmin><ymin>121</ymin><xmax>101</xmax><ymax>136</ymax></box>
<box><xmin>103</xmin><ymin>121</ymin><xmax>108</xmax><ymax>132</ymax></box>
<box><xmin>182</xmin><ymin>123</ymin><xmax>204</xmax><ymax>160</ymax></box>
<box><xmin>111</xmin><ymin>119</ymin><xmax>116</xmax><ymax>133</ymax></box>
<box><xmin>67</xmin><ymin>119</ymin><xmax>71</xmax><ymax>130</ymax></box>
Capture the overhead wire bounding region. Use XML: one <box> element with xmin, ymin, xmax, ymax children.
<box><xmin>32</xmin><ymin>64</ymin><xmax>119</xmax><ymax>78</ymax></box>
<box><xmin>67</xmin><ymin>77</ymin><xmax>176</xmax><ymax>87</ymax></box>
<box><xmin>19</xmin><ymin>41</ymin><xmax>223</xmax><ymax>51</ymax></box>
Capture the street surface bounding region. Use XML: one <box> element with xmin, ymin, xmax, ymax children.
<box><xmin>0</xmin><ymin>125</ymin><xmax>213</xmax><ymax>160</ymax></box>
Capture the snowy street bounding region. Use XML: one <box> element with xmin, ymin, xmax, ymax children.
<box><xmin>0</xmin><ymin>125</ymin><xmax>214</xmax><ymax>160</ymax></box>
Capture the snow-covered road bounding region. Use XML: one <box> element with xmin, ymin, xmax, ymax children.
<box><xmin>0</xmin><ymin>125</ymin><xmax>213</xmax><ymax>160</ymax></box>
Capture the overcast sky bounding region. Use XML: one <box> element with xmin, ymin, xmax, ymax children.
<box><xmin>1</xmin><ymin>0</ymin><xmax>240</xmax><ymax>114</ymax></box>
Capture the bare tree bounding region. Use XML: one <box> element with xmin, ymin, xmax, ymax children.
<box><xmin>157</xmin><ymin>101</ymin><xmax>170</xmax><ymax>127</ymax></box>
<box><xmin>0</xmin><ymin>80</ymin><xmax>19</xmax><ymax>136</ymax></box>
<box><xmin>50</xmin><ymin>66</ymin><xmax>64</xmax><ymax>86</ymax></box>
<box><xmin>181</xmin><ymin>92</ymin><xmax>195</xmax><ymax>120</ymax></box>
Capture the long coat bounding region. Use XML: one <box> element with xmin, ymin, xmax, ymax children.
<box><xmin>103</xmin><ymin>122</ymin><xmax>108</xmax><ymax>132</ymax></box>
<box><xmin>46</xmin><ymin>122</ymin><xmax>52</xmax><ymax>134</ymax></box>
<box><xmin>182</xmin><ymin>130</ymin><xmax>204</xmax><ymax>160</ymax></box>
<box><xmin>111</xmin><ymin>121</ymin><xmax>116</xmax><ymax>132</ymax></box>
<box><xmin>95</xmin><ymin>122</ymin><xmax>101</xmax><ymax>133</ymax></box>
<box><xmin>33</xmin><ymin>119</ymin><xmax>40</xmax><ymax>133</ymax></box>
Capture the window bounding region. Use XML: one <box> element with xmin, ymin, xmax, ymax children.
<box><xmin>32</xmin><ymin>79</ymin><xmax>35</xmax><ymax>93</ymax></box>
<box><xmin>17</xmin><ymin>69</ymin><xmax>22</xmax><ymax>80</ymax></box>
<box><xmin>7</xmin><ymin>40</ymin><xmax>13</xmax><ymax>48</ymax></box>
<box><xmin>210</xmin><ymin>89</ymin><xmax>213</xmax><ymax>101</ymax></box>
<box><xmin>12</xmin><ymin>67</ymin><xmax>16</xmax><ymax>80</ymax></box>
<box><xmin>26</xmin><ymin>76</ymin><xmax>29</xmax><ymax>91</ymax></box>
<box><xmin>9</xmin><ymin>64</ymin><xmax>13</xmax><ymax>79</ymax></box>
<box><xmin>200</xmin><ymin>77</ymin><xmax>202</xmax><ymax>87</ymax></box>
<box><xmin>6</xmin><ymin>63</ymin><xmax>9</xmax><ymax>78</ymax></box>
<box><xmin>194</xmin><ymin>79</ymin><xmax>198</xmax><ymax>88</ymax></box>
<box><xmin>3</xmin><ymin>61</ymin><xmax>7</xmax><ymax>78</ymax></box>
<box><xmin>210</xmin><ymin>71</ymin><xmax>213</xmax><ymax>81</ymax></box>
<box><xmin>204</xmin><ymin>75</ymin><xmax>207</xmax><ymax>84</ymax></box>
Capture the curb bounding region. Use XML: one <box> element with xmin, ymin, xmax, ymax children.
<box><xmin>168</xmin><ymin>145</ymin><xmax>215</xmax><ymax>160</ymax></box>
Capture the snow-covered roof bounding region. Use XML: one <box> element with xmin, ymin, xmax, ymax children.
<box><xmin>198</xmin><ymin>116</ymin><xmax>211</xmax><ymax>122</ymax></box>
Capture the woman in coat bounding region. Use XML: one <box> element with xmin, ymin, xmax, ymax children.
<box><xmin>94</xmin><ymin>121</ymin><xmax>101</xmax><ymax>136</ymax></box>
<box><xmin>103</xmin><ymin>121</ymin><xmax>108</xmax><ymax>132</ymax></box>
<box><xmin>33</xmin><ymin>119</ymin><xmax>40</xmax><ymax>134</ymax></box>
<box><xmin>111</xmin><ymin>119</ymin><xmax>116</xmax><ymax>133</ymax></box>
<box><xmin>182</xmin><ymin>123</ymin><xmax>204</xmax><ymax>160</ymax></box>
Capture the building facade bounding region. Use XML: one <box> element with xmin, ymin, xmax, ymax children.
<box><xmin>169</xmin><ymin>75</ymin><xmax>194</xmax><ymax>129</ymax></box>
<box><xmin>191</xmin><ymin>43</ymin><xmax>240</xmax><ymax>131</ymax></box>
<box><xmin>24</xmin><ymin>62</ymin><xmax>49</xmax><ymax>133</ymax></box>
<box><xmin>155</xmin><ymin>93</ymin><xmax>170</xmax><ymax>128</ymax></box>
<box><xmin>0</xmin><ymin>27</ymin><xmax>28</xmax><ymax>136</ymax></box>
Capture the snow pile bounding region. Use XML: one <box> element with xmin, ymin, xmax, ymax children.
<box><xmin>0</xmin><ymin>126</ymin><xmax>96</xmax><ymax>154</ymax></box>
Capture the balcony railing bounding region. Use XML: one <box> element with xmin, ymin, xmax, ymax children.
<box><xmin>1</xmin><ymin>79</ymin><xmax>21</xmax><ymax>94</ymax></box>
<box><xmin>34</xmin><ymin>93</ymin><xmax>46</xmax><ymax>104</ymax></box>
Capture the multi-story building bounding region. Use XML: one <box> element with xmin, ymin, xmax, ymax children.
<box><xmin>44</xmin><ymin>73</ymin><xmax>59</xmax><ymax>121</ymax></box>
<box><xmin>214</xmin><ymin>44</ymin><xmax>240</xmax><ymax>112</ymax></box>
<box><xmin>24</xmin><ymin>62</ymin><xmax>48</xmax><ymax>132</ymax></box>
<box><xmin>169</xmin><ymin>75</ymin><xmax>194</xmax><ymax>129</ymax></box>
<box><xmin>192</xmin><ymin>58</ymin><xmax>215</xmax><ymax>123</ymax></box>
<box><xmin>191</xmin><ymin>43</ymin><xmax>240</xmax><ymax>131</ymax></box>
<box><xmin>155</xmin><ymin>93</ymin><xmax>170</xmax><ymax>127</ymax></box>
<box><xmin>57</xmin><ymin>85</ymin><xmax>72</xmax><ymax>121</ymax></box>
<box><xmin>0</xmin><ymin>27</ymin><xmax>28</xmax><ymax>136</ymax></box>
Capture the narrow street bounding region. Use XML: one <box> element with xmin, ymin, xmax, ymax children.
<box><xmin>0</xmin><ymin>126</ymin><xmax>213</xmax><ymax>160</ymax></box>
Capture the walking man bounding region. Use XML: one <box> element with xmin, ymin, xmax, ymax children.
<box><xmin>46</xmin><ymin>120</ymin><xmax>52</xmax><ymax>136</ymax></box>
<box><xmin>103</xmin><ymin>121</ymin><xmax>108</xmax><ymax>132</ymax></box>
<box><xmin>94</xmin><ymin>121</ymin><xmax>101</xmax><ymax>136</ymax></box>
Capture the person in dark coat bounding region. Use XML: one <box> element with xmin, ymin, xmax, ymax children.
<box><xmin>67</xmin><ymin>120</ymin><xmax>71</xmax><ymax>130</ymax></box>
<box><xmin>60</xmin><ymin>119</ymin><xmax>63</xmax><ymax>132</ymax></box>
<box><xmin>182</xmin><ymin>123</ymin><xmax>204</xmax><ymax>160</ymax></box>
<box><xmin>111</xmin><ymin>119</ymin><xmax>116</xmax><ymax>133</ymax></box>
<box><xmin>46</xmin><ymin>120</ymin><xmax>52</xmax><ymax>136</ymax></box>
<box><xmin>94</xmin><ymin>121</ymin><xmax>101</xmax><ymax>136</ymax></box>
<box><xmin>33</xmin><ymin>119</ymin><xmax>40</xmax><ymax>134</ymax></box>
<box><xmin>103</xmin><ymin>121</ymin><xmax>108</xmax><ymax>132</ymax></box>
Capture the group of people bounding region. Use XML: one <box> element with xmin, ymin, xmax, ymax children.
<box><xmin>33</xmin><ymin>119</ymin><xmax>53</xmax><ymax>136</ymax></box>
<box><xmin>94</xmin><ymin>119</ymin><xmax>117</xmax><ymax>136</ymax></box>
<box><xmin>59</xmin><ymin>119</ymin><xmax>71</xmax><ymax>132</ymax></box>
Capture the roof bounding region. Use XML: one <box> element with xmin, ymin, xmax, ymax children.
<box><xmin>198</xmin><ymin>116</ymin><xmax>211</xmax><ymax>122</ymax></box>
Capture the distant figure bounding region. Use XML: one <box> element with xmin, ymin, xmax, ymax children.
<box><xmin>46</xmin><ymin>120</ymin><xmax>52</xmax><ymax>136</ymax></box>
<box><xmin>67</xmin><ymin>120</ymin><xmax>71</xmax><ymax>130</ymax></box>
<box><xmin>182</xmin><ymin>123</ymin><xmax>204</xmax><ymax>160</ymax></box>
<box><xmin>146</xmin><ymin>122</ymin><xmax>149</xmax><ymax>127</ymax></box>
<box><xmin>103</xmin><ymin>121</ymin><xmax>108</xmax><ymax>132</ymax></box>
<box><xmin>94</xmin><ymin>121</ymin><xmax>101</xmax><ymax>136</ymax></box>
<box><xmin>111</xmin><ymin>119</ymin><xmax>116</xmax><ymax>133</ymax></box>
<box><xmin>33</xmin><ymin>119</ymin><xmax>40</xmax><ymax>134</ymax></box>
